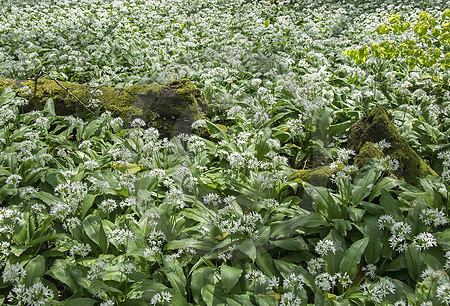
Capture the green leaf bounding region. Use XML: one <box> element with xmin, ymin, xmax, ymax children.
<box><xmin>24</xmin><ymin>255</ymin><xmax>46</xmax><ymax>286</ymax></box>
<box><xmin>339</xmin><ymin>238</ymin><xmax>369</xmax><ymax>277</ymax></box>
<box><xmin>368</xmin><ymin>177</ymin><xmax>401</xmax><ymax>201</ymax></box>
<box><xmin>226</xmin><ymin>294</ymin><xmax>253</xmax><ymax>306</ymax></box>
<box><xmin>28</xmin><ymin>234</ymin><xmax>59</xmax><ymax>247</ymax></box>
<box><xmin>364</xmin><ymin>219</ymin><xmax>383</xmax><ymax>264</ymax></box>
<box><xmin>63</xmin><ymin>298</ymin><xmax>97</xmax><ymax>306</ymax></box>
<box><xmin>351</xmin><ymin>161</ymin><xmax>379</xmax><ymax>204</ymax></box>
<box><xmin>236</xmin><ymin>238</ymin><xmax>256</xmax><ymax>262</ymax></box>
<box><xmin>191</xmin><ymin>267</ymin><xmax>215</xmax><ymax>304</ymax></box>
<box><xmin>436</xmin><ymin>228</ymin><xmax>450</xmax><ymax>250</ymax></box>
<box><xmin>47</xmin><ymin>261</ymin><xmax>80</xmax><ymax>293</ymax></box>
<box><xmin>90</xmin><ymin>279</ymin><xmax>122</xmax><ymax>293</ymax></box>
<box><xmin>201</xmin><ymin>284</ymin><xmax>226</xmax><ymax>306</ymax></box>
<box><xmin>83</xmin><ymin>216</ymin><xmax>108</xmax><ymax>253</ymax></box>
<box><xmin>221</xmin><ymin>264</ymin><xmax>243</xmax><ymax>293</ymax></box>
<box><xmin>380</xmin><ymin>189</ymin><xmax>402</xmax><ymax>219</ymax></box>
<box><xmin>165</xmin><ymin>238</ymin><xmax>215</xmax><ymax>252</ymax></box>
<box><xmin>255</xmin><ymin>247</ymin><xmax>278</xmax><ymax>277</ymax></box>
<box><xmin>81</xmin><ymin>194</ymin><xmax>96</xmax><ymax>219</ymax></box>
<box><xmin>405</xmin><ymin>245</ymin><xmax>425</xmax><ymax>281</ymax></box>
<box><xmin>271</xmin><ymin>237</ymin><xmax>308</xmax><ymax>251</ymax></box>
<box><xmin>304</xmin><ymin>183</ymin><xmax>342</xmax><ymax>219</ymax></box>
<box><xmin>164</xmin><ymin>261</ymin><xmax>186</xmax><ymax>296</ymax></box>
<box><xmin>43</xmin><ymin>98</ymin><xmax>56</xmax><ymax>118</ymax></box>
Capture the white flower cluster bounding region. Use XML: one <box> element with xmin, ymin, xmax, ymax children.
<box><xmin>360</xmin><ymin>278</ymin><xmax>396</xmax><ymax>303</ymax></box>
<box><xmin>315</xmin><ymin>272</ymin><xmax>352</xmax><ymax>291</ymax></box>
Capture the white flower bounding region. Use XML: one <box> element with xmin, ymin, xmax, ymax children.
<box><xmin>22</xmin><ymin>282</ymin><xmax>53</xmax><ymax>305</ymax></box>
<box><xmin>315</xmin><ymin>239</ymin><xmax>337</xmax><ymax>256</ymax></box>
<box><xmin>361</xmin><ymin>278</ymin><xmax>396</xmax><ymax>303</ymax></box>
<box><xmin>307</xmin><ymin>258</ymin><xmax>324</xmax><ymax>275</ymax></box>
<box><xmin>245</xmin><ymin>270</ymin><xmax>265</xmax><ymax>284</ymax></box>
<box><xmin>108</xmin><ymin>228</ymin><xmax>136</xmax><ymax>246</ymax></box>
<box><xmin>79</xmin><ymin>140</ymin><xmax>92</xmax><ymax>150</ymax></box>
<box><xmin>437</xmin><ymin>281</ymin><xmax>450</xmax><ymax>304</ymax></box>
<box><xmin>99</xmin><ymin>199</ymin><xmax>117</xmax><ymax>213</ymax></box>
<box><xmin>413</xmin><ymin>232</ymin><xmax>437</xmax><ymax>250</ymax></box>
<box><xmin>118</xmin><ymin>262</ymin><xmax>136</xmax><ymax>275</ymax></box>
<box><xmin>374</xmin><ymin>139</ymin><xmax>391</xmax><ymax>151</ymax></box>
<box><xmin>5</xmin><ymin>174</ymin><xmax>22</xmax><ymax>186</ymax></box>
<box><xmin>315</xmin><ymin>273</ymin><xmax>336</xmax><ymax>291</ymax></box>
<box><xmin>336</xmin><ymin>148</ymin><xmax>355</xmax><ymax>164</ymax></box>
<box><xmin>280</xmin><ymin>292</ymin><xmax>302</xmax><ymax>306</ymax></box>
<box><xmin>419</xmin><ymin>208</ymin><xmax>448</xmax><ymax>227</ymax></box>
<box><xmin>87</xmin><ymin>261</ymin><xmax>107</xmax><ymax>280</ymax></box>
<box><xmin>69</xmin><ymin>242</ymin><xmax>91</xmax><ymax>257</ymax></box>
<box><xmin>377</xmin><ymin>156</ymin><xmax>400</xmax><ymax>172</ymax></box>
<box><xmin>336</xmin><ymin>272</ymin><xmax>352</xmax><ymax>288</ymax></box>
<box><xmin>150</xmin><ymin>292</ymin><xmax>172</xmax><ymax>305</ymax></box>
<box><xmin>191</xmin><ymin>119</ymin><xmax>206</xmax><ymax>129</ymax></box>
<box><xmin>283</xmin><ymin>273</ymin><xmax>305</xmax><ymax>290</ymax></box>
<box><xmin>362</xmin><ymin>264</ymin><xmax>377</xmax><ymax>280</ymax></box>
<box><xmin>2</xmin><ymin>263</ymin><xmax>26</xmax><ymax>283</ymax></box>
<box><xmin>131</xmin><ymin>118</ymin><xmax>146</xmax><ymax>128</ymax></box>
<box><xmin>203</xmin><ymin>193</ymin><xmax>222</xmax><ymax>206</ymax></box>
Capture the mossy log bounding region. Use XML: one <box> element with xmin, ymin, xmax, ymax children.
<box><xmin>348</xmin><ymin>106</ymin><xmax>437</xmax><ymax>185</ymax></box>
<box><xmin>290</xmin><ymin>165</ymin><xmax>331</xmax><ymax>186</ymax></box>
<box><xmin>0</xmin><ymin>77</ymin><xmax>206</xmax><ymax>137</ymax></box>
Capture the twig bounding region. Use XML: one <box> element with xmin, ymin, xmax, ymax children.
<box><xmin>38</xmin><ymin>68</ymin><xmax>95</xmax><ymax>115</ymax></box>
<box><xmin>33</xmin><ymin>67</ymin><xmax>44</xmax><ymax>98</ymax></box>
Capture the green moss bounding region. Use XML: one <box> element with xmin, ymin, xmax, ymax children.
<box><xmin>290</xmin><ymin>165</ymin><xmax>331</xmax><ymax>186</ymax></box>
<box><xmin>354</xmin><ymin>142</ymin><xmax>383</xmax><ymax>168</ymax></box>
<box><xmin>348</xmin><ymin>106</ymin><xmax>437</xmax><ymax>185</ymax></box>
<box><xmin>0</xmin><ymin>77</ymin><xmax>206</xmax><ymax>136</ymax></box>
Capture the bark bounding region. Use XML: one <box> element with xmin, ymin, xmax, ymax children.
<box><xmin>0</xmin><ymin>77</ymin><xmax>206</xmax><ymax>137</ymax></box>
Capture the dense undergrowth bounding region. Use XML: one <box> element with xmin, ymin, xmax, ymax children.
<box><xmin>0</xmin><ymin>0</ymin><xmax>450</xmax><ymax>305</ymax></box>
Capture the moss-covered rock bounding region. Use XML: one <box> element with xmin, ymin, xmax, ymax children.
<box><xmin>0</xmin><ymin>77</ymin><xmax>206</xmax><ymax>137</ymax></box>
<box><xmin>347</xmin><ymin>106</ymin><xmax>437</xmax><ymax>185</ymax></box>
<box><xmin>354</xmin><ymin>142</ymin><xmax>383</xmax><ymax>169</ymax></box>
<box><xmin>290</xmin><ymin>165</ymin><xmax>332</xmax><ymax>186</ymax></box>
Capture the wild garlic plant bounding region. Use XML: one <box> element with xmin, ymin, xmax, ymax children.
<box><xmin>0</xmin><ymin>0</ymin><xmax>450</xmax><ymax>304</ymax></box>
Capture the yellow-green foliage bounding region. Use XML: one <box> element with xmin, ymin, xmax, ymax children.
<box><xmin>348</xmin><ymin>106</ymin><xmax>437</xmax><ymax>185</ymax></box>
<box><xmin>344</xmin><ymin>10</ymin><xmax>450</xmax><ymax>69</ymax></box>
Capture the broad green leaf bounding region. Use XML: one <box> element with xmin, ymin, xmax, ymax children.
<box><xmin>368</xmin><ymin>177</ymin><xmax>401</xmax><ymax>201</ymax></box>
<box><xmin>47</xmin><ymin>261</ymin><xmax>80</xmax><ymax>293</ymax></box>
<box><xmin>24</xmin><ymin>255</ymin><xmax>46</xmax><ymax>286</ymax></box>
<box><xmin>380</xmin><ymin>189</ymin><xmax>402</xmax><ymax>219</ymax></box>
<box><xmin>305</xmin><ymin>183</ymin><xmax>343</xmax><ymax>219</ymax></box>
<box><xmin>364</xmin><ymin>219</ymin><xmax>382</xmax><ymax>264</ymax></box>
<box><xmin>43</xmin><ymin>98</ymin><xmax>56</xmax><ymax>118</ymax></box>
<box><xmin>339</xmin><ymin>238</ymin><xmax>369</xmax><ymax>277</ymax></box>
<box><xmin>201</xmin><ymin>284</ymin><xmax>226</xmax><ymax>306</ymax></box>
<box><xmin>271</xmin><ymin>237</ymin><xmax>308</xmax><ymax>251</ymax></box>
<box><xmin>191</xmin><ymin>267</ymin><xmax>215</xmax><ymax>303</ymax></box>
<box><xmin>164</xmin><ymin>261</ymin><xmax>186</xmax><ymax>296</ymax></box>
<box><xmin>436</xmin><ymin>228</ymin><xmax>450</xmax><ymax>250</ymax></box>
<box><xmin>63</xmin><ymin>298</ymin><xmax>97</xmax><ymax>306</ymax></box>
<box><xmin>351</xmin><ymin>161</ymin><xmax>379</xmax><ymax>204</ymax></box>
<box><xmin>165</xmin><ymin>238</ymin><xmax>215</xmax><ymax>252</ymax></box>
<box><xmin>90</xmin><ymin>279</ymin><xmax>122</xmax><ymax>293</ymax></box>
<box><xmin>226</xmin><ymin>294</ymin><xmax>253</xmax><ymax>306</ymax></box>
<box><xmin>236</xmin><ymin>238</ymin><xmax>257</xmax><ymax>262</ymax></box>
<box><xmin>255</xmin><ymin>247</ymin><xmax>278</xmax><ymax>277</ymax></box>
<box><xmin>221</xmin><ymin>264</ymin><xmax>243</xmax><ymax>293</ymax></box>
<box><xmin>405</xmin><ymin>245</ymin><xmax>425</xmax><ymax>281</ymax></box>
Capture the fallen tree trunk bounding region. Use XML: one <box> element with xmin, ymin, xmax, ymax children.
<box><xmin>0</xmin><ymin>77</ymin><xmax>206</xmax><ymax>137</ymax></box>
